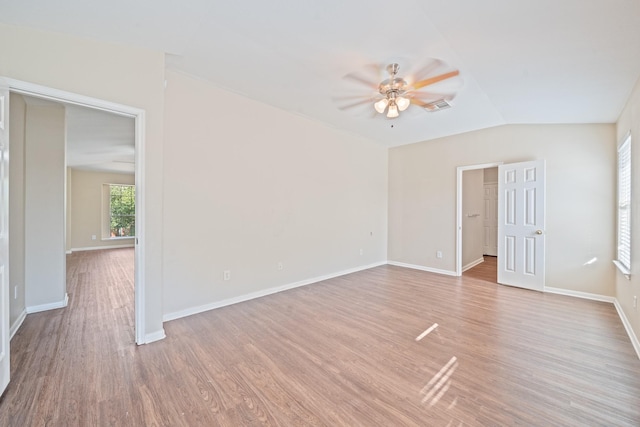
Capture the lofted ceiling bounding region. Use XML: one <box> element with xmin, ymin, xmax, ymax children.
<box><xmin>2</xmin><ymin>0</ymin><xmax>640</xmax><ymax>147</ymax></box>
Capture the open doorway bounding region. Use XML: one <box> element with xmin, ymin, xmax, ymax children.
<box><xmin>457</xmin><ymin>160</ymin><xmax>547</xmax><ymax>290</ymax></box>
<box><xmin>456</xmin><ymin>162</ymin><xmax>501</xmax><ymax>280</ymax></box>
<box><xmin>5</xmin><ymin>78</ymin><xmax>146</xmax><ymax>344</ymax></box>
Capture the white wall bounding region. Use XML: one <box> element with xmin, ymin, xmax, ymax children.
<box><xmin>8</xmin><ymin>94</ymin><xmax>26</xmax><ymax>329</ymax></box>
<box><xmin>462</xmin><ymin>169</ymin><xmax>484</xmax><ymax>269</ymax></box>
<box><xmin>0</xmin><ymin>23</ymin><xmax>165</xmax><ymax>339</ymax></box>
<box><xmin>24</xmin><ymin>104</ymin><xmax>66</xmax><ymax>309</ymax></box>
<box><xmin>69</xmin><ymin>169</ymin><xmax>135</xmax><ymax>251</ymax></box>
<box><xmin>389</xmin><ymin>124</ymin><xmax>616</xmax><ymax>295</ymax></box>
<box><xmin>162</xmin><ymin>71</ymin><xmax>388</xmax><ymax>318</ymax></box>
<box><xmin>616</xmin><ymin>75</ymin><xmax>640</xmax><ymax>342</ymax></box>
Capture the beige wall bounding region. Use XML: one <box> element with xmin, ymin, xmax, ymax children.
<box><xmin>462</xmin><ymin>169</ymin><xmax>484</xmax><ymax>269</ymax></box>
<box><xmin>0</xmin><ymin>23</ymin><xmax>165</xmax><ymax>339</ymax></box>
<box><xmin>24</xmin><ymin>104</ymin><xmax>66</xmax><ymax>309</ymax></box>
<box><xmin>69</xmin><ymin>169</ymin><xmax>135</xmax><ymax>251</ymax></box>
<box><xmin>8</xmin><ymin>94</ymin><xmax>26</xmax><ymax>330</ymax></box>
<box><xmin>484</xmin><ymin>167</ymin><xmax>498</xmax><ymax>183</ymax></box>
<box><xmin>162</xmin><ymin>71</ymin><xmax>388</xmax><ymax>317</ymax></box>
<box><xmin>389</xmin><ymin>124</ymin><xmax>616</xmax><ymax>295</ymax></box>
<box><xmin>616</xmin><ymin>75</ymin><xmax>640</xmax><ymax>341</ymax></box>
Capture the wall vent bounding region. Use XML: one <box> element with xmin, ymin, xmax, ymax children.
<box><xmin>424</xmin><ymin>99</ymin><xmax>452</xmax><ymax>112</ymax></box>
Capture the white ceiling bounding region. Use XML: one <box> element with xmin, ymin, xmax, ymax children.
<box><xmin>65</xmin><ymin>105</ymin><xmax>135</xmax><ymax>174</ymax></box>
<box><xmin>3</xmin><ymin>0</ymin><xmax>640</xmax><ymax>147</ymax></box>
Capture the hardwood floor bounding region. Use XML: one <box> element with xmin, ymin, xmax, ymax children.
<box><xmin>463</xmin><ymin>255</ymin><xmax>497</xmax><ymax>283</ymax></box>
<box><xmin>1</xmin><ymin>250</ymin><xmax>639</xmax><ymax>426</ymax></box>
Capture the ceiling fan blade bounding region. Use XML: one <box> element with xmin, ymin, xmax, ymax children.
<box><xmin>333</xmin><ymin>94</ymin><xmax>376</xmax><ymax>101</ymax></box>
<box><xmin>411</xmin><ymin>59</ymin><xmax>445</xmax><ymax>81</ymax></box>
<box><xmin>410</xmin><ymin>97</ymin><xmax>453</xmax><ymax>111</ymax></box>
<box><xmin>411</xmin><ymin>70</ymin><xmax>460</xmax><ymax>90</ymax></box>
<box><xmin>410</xmin><ymin>98</ymin><xmax>430</xmax><ymax>107</ymax></box>
<box><xmin>410</xmin><ymin>91</ymin><xmax>457</xmax><ymax>101</ymax></box>
<box><xmin>343</xmin><ymin>72</ymin><xmax>379</xmax><ymax>90</ymax></box>
<box><xmin>337</xmin><ymin>97</ymin><xmax>376</xmax><ymax>110</ymax></box>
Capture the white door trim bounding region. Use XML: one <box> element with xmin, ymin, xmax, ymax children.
<box><xmin>456</xmin><ymin>162</ymin><xmax>503</xmax><ymax>276</ymax></box>
<box><xmin>0</xmin><ymin>78</ymin><xmax>10</xmax><ymax>395</ymax></box>
<box><xmin>4</xmin><ymin>77</ymin><xmax>147</xmax><ymax>345</ymax></box>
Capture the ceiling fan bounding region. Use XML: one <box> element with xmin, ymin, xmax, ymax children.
<box><xmin>337</xmin><ymin>59</ymin><xmax>462</xmax><ymax>119</ymax></box>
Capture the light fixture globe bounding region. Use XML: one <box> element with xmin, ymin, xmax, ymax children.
<box><xmin>386</xmin><ymin>102</ymin><xmax>399</xmax><ymax>118</ymax></box>
<box><xmin>374</xmin><ymin>98</ymin><xmax>389</xmax><ymax>114</ymax></box>
<box><xmin>396</xmin><ymin>96</ymin><xmax>410</xmax><ymax>111</ymax></box>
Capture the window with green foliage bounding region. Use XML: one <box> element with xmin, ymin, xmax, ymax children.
<box><xmin>109</xmin><ymin>184</ymin><xmax>135</xmax><ymax>237</ymax></box>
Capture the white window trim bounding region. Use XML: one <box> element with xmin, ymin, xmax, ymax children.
<box><xmin>615</xmin><ymin>132</ymin><xmax>631</xmax><ymax>278</ymax></box>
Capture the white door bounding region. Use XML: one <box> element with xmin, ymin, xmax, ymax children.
<box><xmin>0</xmin><ymin>81</ymin><xmax>10</xmax><ymax>395</ymax></box>
<box><xmin>497</xmin><ymin>160</ymin><xmax>545</xmax><ymax>291</ymax></box>
<box><xmin>483</xmin><ymin>183</ymin><xmax>498</xmax><ymax>256</ymax></box>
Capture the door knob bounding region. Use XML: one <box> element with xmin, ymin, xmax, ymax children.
<box><xmin>535</xmin><ymin>230</ymin><xmax>543</xmax><ymax>235</ymax></box>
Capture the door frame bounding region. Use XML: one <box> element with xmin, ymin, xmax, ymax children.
<box><xmin>4</xmin><ymin>77</ymin><xmax>147</xmax><ymax>344</ymax></box>
<box><xmin>455</xmin><ymin>162</ymin><xmax>503</xmax><ymax>276</ymax></box>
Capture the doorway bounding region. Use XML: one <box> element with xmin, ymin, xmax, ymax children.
<box><xmin>456</xmin><ymin>162</ymin><xmax>502</xmax><ymax>278</ymax></box>
<box><xmin>4</xmin><ymin>77</ymin><xmax>146</xmax><ymax>344</ymax></box>
<box><xmin>456</xmin><ymin>160</ymin><xmax>547</xmax><ymax>290</ymax></box>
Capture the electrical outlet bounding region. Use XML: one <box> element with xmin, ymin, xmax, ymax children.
<box><xmin>223</xmin><ymin>270</ymin><xmax>231</xmax><ymax>281</ymax></box>
<box><xmin>634</xmin><ymin>296</ymin><xmax>637</xmax><ymax>309</ymax></box>
<box><xmin>436</xmin><ymin>251</ymin><xmax>443</xmax><ymax>259</ymax></box>
<box><xmin>277</xmin><ymin>262</ymin><xmax>283</xmax><ymax>271</ymax></box>
<box><xmin>359</xmin><ymin>248</ymin><xmax>363</xmax><ymax>256</ymax></box>
<box><xmin>91</xmin><ymin>235</ymin><xmax>97</xmax><ymax>241</ymax></box>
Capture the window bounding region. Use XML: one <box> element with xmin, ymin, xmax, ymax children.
<box><xmin>615</xmin><ymin>133</ymin><xmax>631</xmax><ymax>275</ymax></box>
<box><xmin>107</xmin><ymin>184</ymin><xmax>135</xmax><ymax>238</ymax></box>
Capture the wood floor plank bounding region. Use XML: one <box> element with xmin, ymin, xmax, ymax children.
<box><xmin>1</xmin><ymin>250</ymin><xmax>639</xmax><ymax>426</ymax></box>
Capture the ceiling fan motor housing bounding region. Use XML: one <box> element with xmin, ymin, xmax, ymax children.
<box><xmin>379</xmin><ymin>63</ymin><xmax>408</xmax><ymax>96</ymax></box>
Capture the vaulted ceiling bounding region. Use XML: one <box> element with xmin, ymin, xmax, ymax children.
<box><xmin>3</xmin><ymin>0</ymin><xmax>640</xmax><ymax>148</ymax></box>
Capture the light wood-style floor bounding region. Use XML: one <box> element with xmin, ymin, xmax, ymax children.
<box><xmin>1</xmin><ymin>250</ymin><xmax>639</xmax><ymax>426</ymax></box>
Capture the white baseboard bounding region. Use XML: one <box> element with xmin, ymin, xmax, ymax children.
<box><xmin>143</xmin><ymin>329</ymin><xmax>166</xmax><ymax>345</ymax></box>
<box><xmin>10</xmin><ymin>309</ymin><xmax>27</xmax><ymax>340</ymax></box>
<box><xmin>70</xmin><ymin>244</ymin><xmax>134</xmax><ymax>252</ymax></box>
<box><xmin>545</xmin><ymin>287</ymin><xmax>639</xmax><ymax>360</ymax></box>
<box><xmin>462</xmin><ymin>257</ymin><xmax>485</xmax><ymax>272</ymax></box>
<box><xmin>65</xmin><ymin>250</ymin><xmax>72</xmax><ymax>255</ymax></box>
<box><xmin>26</xmin><ymin>293</ymin><xmax>69</xmax><ymax>314</ymax></box>
<box><xmin>544</xmin><ymin>287</ymin><xmax>616</xmax><ymax>303</ymax></box>
<box><xmin>614</xmin><ymin>299</ymin><xmax>640</xmax><ymax>360</ymax></box>
<box><xmin>387</xmin><ymin>260</ymin><xmax>457</xmax><ymax>277</ymax></box>
<box><xmin>163</xmin><ymin>261</ymin><xmax>387</xmax><ymax>322</ymax></box>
